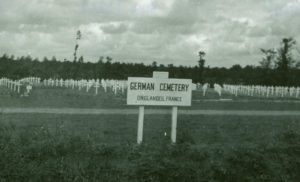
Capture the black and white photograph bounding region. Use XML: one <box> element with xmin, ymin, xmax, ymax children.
<box><xmin>0</xmin><ymin>0</ymin><xmax>300</xmax><ymax>181</ymax></box>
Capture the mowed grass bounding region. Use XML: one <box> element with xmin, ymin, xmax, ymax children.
<box><xmin>1</xmin><ymin>86</ymin><xmax>300</xmax><ymax>110</ymax></box>
<box><xmin>2</xmin><ymin>114</ymin><xmax>300</xmax><ymax>146</ymax></box>
<box><xmin>1</xmin><ymin>114</ymin><xmax>300</xmax><ymax>181</ymax></box>
<box><xmin>0</xmin><ymin>86</ymin><xmax>127</xmax><ymax>108</ymax></box>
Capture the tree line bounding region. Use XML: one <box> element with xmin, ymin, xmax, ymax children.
<box><xmin>0</xmin><ymin>38</ymin><xmax>299</xmax><ymax>86</ymax></box>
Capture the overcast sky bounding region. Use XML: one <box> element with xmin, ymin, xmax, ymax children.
<box><xmin>1</xmin><ymin>0</ymin><xmax>300</xmax><ymax>67</ymax></box>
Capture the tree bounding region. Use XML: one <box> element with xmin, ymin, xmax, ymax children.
<box><xmin>73</xmin><ymin>30</ymin><xmax>81</xmax><ymax>62</ymax></box>
<box><xmin>276</xmin><ymin>38</ymin><xmax>296</xmax><ymax>70</ymax></box>
<box><xmin>9</xmin><ymin>55</ymin><xmax>14</xmax><ymax>60</ymax></box>
<box><xmin>98</xmin><ymin>56</ymin><xmax>104</xmax><ymax>63</ymax></box>
<box><xmin>259</xmin><ymin>48</ymin><xmax>277</xmax><ymax>85</ymax></box>
<box><xmin>106</xmin><ymin>56</ymin><xmax>112</xmax><ymax>63</ymax></box>
<box><xmin>259</xmin><ymin>48</ymin><xmax>276</xmax><ymax>69</ymax></box>
<box><xmin>276</xmin><ymin>37</ymin><xmax>296</xmax><ymax>85</ymax></box>
<box><xmin>198</xmin><ymin>51</ymin><xmax>206</xmax><ymax>83</ymax></box>
<box><xmin>51</xmin><ymin>56</ymin><xmax>57</xmax><ymax>62</ymax></box>
<box><xmin>1</xmin><ymin>53</ymin><xmax>8</xmax><ymax>59</ymax></box>
<box><xmin>151</xmin><ymin>61</ymin><xmax>157</xmax><ymax>68</ymax></box>
<box><xmin>43</xmin><ymin>57</ymin><xmax>49</xmax><ymax>62</ymax></box>
<box><xmin>78</xmin><ymin>56</ymin><xmax>84</xmax><ymax>63</ymax></box>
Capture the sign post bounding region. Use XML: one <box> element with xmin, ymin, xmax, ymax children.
<box><xmin>137</xmin><ymin>106</ymin><xmax>144</xmax><ymax>144</ymax></box>
<box><xmin>127</xmin><ymin>71</ymin><xmax>192</xmax><ymax>144</ymax></box>
<box><xmin>171</xmin><ymin>106</ymin><xmax>178</xmax><ymax>143</ymax></box>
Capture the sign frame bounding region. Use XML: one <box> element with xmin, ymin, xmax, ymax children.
<box><xmin>127</xmin><ymin>72</ymin><xmax>193</xmax><ymax>144</ymax></box>
<box><xmin>127</xmin><ymin>77</ymin><xmax>192</xmax><ymax>107</ymax></box>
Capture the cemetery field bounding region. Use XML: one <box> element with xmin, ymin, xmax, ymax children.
<box><xmin>1</xmin><ymin>86</ymin><xmax>300</xmax><ymax>111</ymax></box>
<box><xmin>1</xmin><ymin>113</ymin><xmax>300</xmax><ymax>181</ymax></box>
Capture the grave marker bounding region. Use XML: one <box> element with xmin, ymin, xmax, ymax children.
<box><xmin>94</xmin><ymin>82</ymin><xmax>100</xmax><ymax>95</ymax></box>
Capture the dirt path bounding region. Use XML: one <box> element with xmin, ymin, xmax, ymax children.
<box><xmin>1</xmin><ymin>107</ymin><xmax>300</xmax><ymax>116</ymax></box>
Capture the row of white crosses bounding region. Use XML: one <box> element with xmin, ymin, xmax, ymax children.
<box><xmin>103</xmin><ymin>79</ymin><xmax>127</xmax><ymax>95</ymax></box>
<box><xmin>42</xmin><ymin>78</ymin><xmax>128</xmax><ymax>95</ymax></box>
<box><xmin>19</xmin><ymin>77</ymin><xmax>41</xmax><ymax>86</ymax></box>
<box><xmin>223</xmin><ymin>84</ymin><xmax>300</xmax><ymax>98</ymax></box>
<box><xmin>0</xmin><ymin>77</ymin><xmax>22</xmax><ymax>93</ymax></box>
<box><xmin>197</xmin><ymin>83</ymin><xmax>223</xmax><ymax>97</ymax></box>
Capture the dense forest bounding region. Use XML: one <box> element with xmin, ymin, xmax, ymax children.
<box><xmin>1</xmin><ymin>53</ymin><xmax>300</xmax><ymax>86</ymax></box>
<box><xmin>0</xmin><ymin>38</ymin><xmax>299</xmax><ymax>86</ymax></box>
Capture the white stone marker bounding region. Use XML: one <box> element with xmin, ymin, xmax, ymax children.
<box><xmin>26</xmin><ymin>84</ymin><xmax>32</xmax><ymax>95</ymax></box>
<box><xmin>94</xmin><ymin>82</ymin><xmax>100</xmax><ymax>95</ymax></box>
<box><xmin>202</xmin><ymin>83</ymin><xmax>208</xmax><ymax>96</ymax></box>
<box><xmin>16</xmin><ymin>82</ymin><xmax>21</xmax><ymax>93</ymax></box>
<box><xmin>127</xmin><ymin>71</ymin><xmax>192</xmax><ymax>144</ymax></box>
<box><xmin>86</xmin><ymin>82</ymin><xmax>89</xmax><ymax>92</ymax></box>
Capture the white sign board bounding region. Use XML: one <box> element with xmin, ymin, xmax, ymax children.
<box><xmin>153</xmin><ymin>71</ymin><xmax>169</xmax><ymax>78</ymax></box>
<box><xmin>127</xmin><ymin>77</ymin><xmax>192</xmax><ymax>106</ymax></box>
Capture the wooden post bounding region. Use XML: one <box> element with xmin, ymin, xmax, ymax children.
<box><xmin>137</xmin><ymin>106</ymin><xmax>144</xmax><ymax>144</ymax></box>
<box><xmin>171</xmin><ymin>106</ymin><xmax>178</xmax><ymax>143</ymax></box>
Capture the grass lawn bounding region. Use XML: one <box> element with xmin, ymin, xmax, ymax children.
<box><xmin>1</xmin><ymin>86</ymin><xmax>300</xmax><ymax>181</ymax></box>
<box><xmin>1</xmin><ymin>114</ymin><xmax>300</xmax><ymax>181</ymax></box>
<box><xmin>2</xmin><ymin>113</ymin><xmax>300</xmax><ymax>146</ymax></box>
